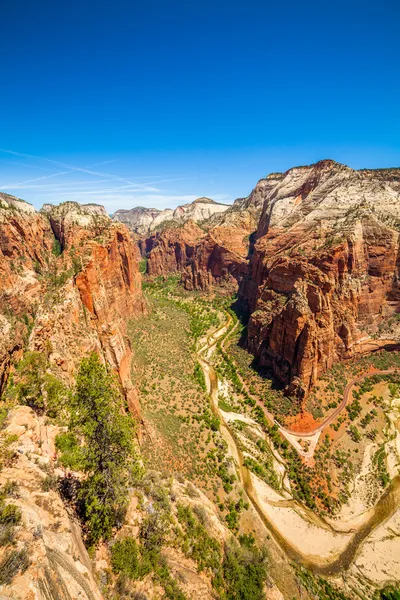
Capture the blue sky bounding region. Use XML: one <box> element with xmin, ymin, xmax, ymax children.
<box><xmin>1</xmin><ymin>0</ymin><xmax>399</xmax><ymax>212</ymax></box>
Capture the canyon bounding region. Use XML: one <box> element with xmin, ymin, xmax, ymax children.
<box><xmin>133</xmin><ymin>159</ymin><xmax>400</xmax><ymax>396</ymax></box>
<box><xmin>1</xmin><ymin>159</ymin><xmax>400</xmax><ymax>600</ymax></box>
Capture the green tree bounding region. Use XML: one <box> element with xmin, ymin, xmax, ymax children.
<box><xmin>222</xmin><ymin>540</ymin><xmax>267</xmax><ymax>600</ymax></box>
<box><xmin>70</xmin><ymin>352</ymin><xmax>138</xmax><ymax>545</ymax></box>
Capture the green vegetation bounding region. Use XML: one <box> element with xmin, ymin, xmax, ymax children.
<box><xmin>348</xmin><ymin>424</ymin><xmax>361</xmax><ymax>443</ymax></box>
<box><xmin>378</xmin><ymin>585</ymin><xmax>400</xmax><ymax>600</ymax></box>
<box><xmin>5</xmin><ymin>352</ymin><xmax>69</xmax><ymax>418</ymax></box>
<box><xmin>296</xmin><ymin>566</ymin><xmax>350</xmax><ymax>600</ymax></box>
<box><xmin>110</xmin><ymin>476</ymin><xmax>189</xmax><ymax>600</ymax></box>
<box><xmin>111</xmin><ymin>537</ymin><xmax>141</xmax><ymax>579</ymax></box>
<box><xmin>52</xmin><ymin>239</ymin><xmax>62</xmax><ymax>256</ymax></box>
<box><xmin>218</xmin><ymin>398</ymin><xmax>237</xmax><ymax>413</ymax></box>
<box><xmin>5</xmin><ymin>352</ymin><xmax>47</xmax><ymax>411</ymax></box>
<box><xmin>55</xmin><ymin>432</ymin><xmax>84</xmax><ymax>470</ymax></box>
<box><xmin>194</xmin><ymin>361</ymin><xmax>206</xmax><ymax>391</ymax></box>
<box><xmin>69</xmin><ymin>352</ymin><xmax>139</xmax><ymax>545</ymax></box>
<box><xmin>346</xmin><ymin>397</ymin><xmax>362</xmax><ymax>421</ymax></box>
<box><xmin>221</xmin><ymin>539</ymin><xmax>267</xmax><ymax>600</ymax></box>
<box><xmin>243</xmin><ymin>456</ymin><xmax>279</xmax><ymax>490</ymax></box>
<box><xmin>139</xmin><ymin>257</ymin><xmax>147</xmax><ymax>274</ymax></box>
<box><xmin>128</xmin><ymin>286</ymin><xmax>231</xmax><ymax>498</ymax></box>
<box><xmin>373</xmin><ymin>446</ymin><xmax>390</xmax><ymax>488</ymax></box>
<box><xmin>177</xmin><ymin>503</ymin><xmax>221</xmax><ymax>571</ymax></box>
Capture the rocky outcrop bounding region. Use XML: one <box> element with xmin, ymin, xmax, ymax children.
<box><xmin>145</xmin><ymin>220</ymin><xmax>206</xmax><ymax>276</ymax></box>
<box><xmin>0</xmin><ymin>406</ymin><xmax>103</xmax><ymax>600</ymax></box>
<box><xmin>113</xmin><ymin>197</ymin><xmax>229</xmax><ymax>235</ymax></box>
<box><xmin>181</xmin><ymin>223</ymin><xmax>252</xmax><ymax>291</ymax></box>
<box><xmin>0</xmin><ymin>199</ymin><xmax>144</xmax><ymax>417</ymax></box>
<box><xmin>181</xmin><ymin>179</ymin><xmax>269</xmax><ymax>291</ymax></box>
<box><xmin>35</xmin><ymin>202</ymin><xmax>144</xmax><ymax>416</ymax></box>
<box><xmin>0</xmin><ymin>194</ymin><xmax>54</xmax><ymax>395</ymax></box>
<box><xmin>242</xmin><ymin>160</ymin><xmax>400</xmax><ymax>396</ymax></box>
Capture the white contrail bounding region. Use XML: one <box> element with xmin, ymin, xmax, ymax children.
<box><xmin>36</xmin><ymin>177</ymin><xmax>196</xmax><ymax>196</ymax></box>
<box><xmin>0</xmin><ymin>148</ymin><xmax>156</xmax><ymax>189</ymax></box>
<box><xmin>3</xmin><ymin>178</ymin><xmax>119</xmax><ymax>191</ymax></box>
<box><xmin>0</xmin><ymin>171</ymin><xmax>71</xmax><ymax>188</ymax></box>
<box><xmin>0</xmin><ymin>159</ymin><xmax>54</xmax><ymax>171</ymax></box>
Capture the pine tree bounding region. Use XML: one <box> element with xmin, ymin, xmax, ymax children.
<box><xmin>71</xmin><ymin>352</ymin><xmax>138</xmax><ymax>545</ymax></box>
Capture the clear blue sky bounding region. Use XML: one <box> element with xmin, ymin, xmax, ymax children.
<box><xmin>1</xmin><ymin>0</ymin><xmax>399</xmax><ymax>212</ymax></box>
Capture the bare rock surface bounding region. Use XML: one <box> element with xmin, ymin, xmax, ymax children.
<box><xmin>113</xmin><ymin>197</ymin><xmax>229</xmax><ymax>235</ymax></box>
<box><xmin>243</xmin><ymin>160</ymin><xmax>400</xmax><ymax>395</ymax></box>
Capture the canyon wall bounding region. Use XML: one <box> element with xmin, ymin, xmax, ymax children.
<box><xmin>145</xmin><ymin>220</ymin><xmax>206</xmax><ymax>276</ymax></box>
<box><xmin>242</xmin><ymin>160</ymin><xmax>400</xmax><ymax>396</ymax></box>
<box><xmin>0</xmin><ymin>198</ymin><xmax>144</xmax><ymax>416</ymax></box>
<box><xmin>0</xmin><ymin>194</ymin><xmax>54</xmax><ymax>394</ymax></box>
<box><xmin>139</xmin><ymin>184</ymin><xmax>267</xmax><ymax>291</ymax></box>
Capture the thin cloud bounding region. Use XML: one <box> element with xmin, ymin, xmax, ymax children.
<box><xmin>0</xmin><ymin>159</ymin><xmax>55</xmax><ymax>172</ymax></box>
<box><xmin>34</xmin><ymin>177</ymin><xmax>197</xmax><ymax>197</ymax></box>
<box><xmin>0</xmin><ymin>171</ymin><xmax>72</xmax><ymax>189</ymax></box>
<box><xmin>0</xmin><ymin>148</ymin><xmax>159</xmax><ymax>190</ymax></box>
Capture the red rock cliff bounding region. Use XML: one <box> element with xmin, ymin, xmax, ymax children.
<box><xmin>242</xmin><ymin>160</ymin><xmax>400</xmax><ymax>396</ymax></box>
<box><xmin>0</xmin><ymin>198</ymin><xmax>144</xmax><ymax>418</ymax></box>
<box><xmin>0</xmin><ymin>194</ymin><xmax>53</xmax><ymax>393</ymax></box>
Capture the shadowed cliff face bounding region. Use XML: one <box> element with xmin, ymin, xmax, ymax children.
<box><xmin>242</xmin><ymin>160</ymin><xmax>400</xmax><ymax>397</ymax></box>
<box><xmin>144</xmin><ymin>220</ymin><xmax>206</xmax><ymax>276</ymax></box>
<box><xmin>0</xmin><ymin>198</ymin><xmax>144</xmax><ymax>417</ymax></box>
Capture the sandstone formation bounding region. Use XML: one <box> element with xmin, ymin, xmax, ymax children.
<box><xmin>0</xmin><ymin>194</ymin><xmax>54</xmax><ymax>395</ymax></box>
<box><xmin>0</xmin><ymin>198</ymin><xmax>144</xmax><ymax>416</ymax></box>
<box><xmin>144</xmin><ymin>220</ymin><xmax>206</xmax><ymax>276</ymax></box>
<box><xmin>0</xmin><ymin>405</ymin><xmax>103</xmax><ymax>600</ymax></box>
<box><xmin>113</xmin><ymin>196</ymin><xmax>229</xmax><ymax>235</ymax></box>
<box><xmin>243</xmin><ymin>160</ymin><xmax>400</xmax><ymax>396</ymax></box>
<box><xmin>181</xmin><ymin>176</ymin><xmax>273</xmax><ymax>290</ymax></box>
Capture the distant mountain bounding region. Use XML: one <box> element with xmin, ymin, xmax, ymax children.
<box><xmin>112</xmin><ymin>197</ymin><xmax>229</xmax><ymax>235</ymax></box>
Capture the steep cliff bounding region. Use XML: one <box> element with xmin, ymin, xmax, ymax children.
<box><xmin>36</xmin><ymin>202</ymin><xmax>144</xmax><ymax>415</ymax></box>
<box><xmin>181</xmin><ymin>177</ymin><xmax>270</xmax><ymax>290</ymax></box>
<box><xmin>0</xmin><ymin>194</ymin><xmax>54</xmax><ymax>395</ymax></box>
<box><xmin>145</xmin><ymin>220</ymin><xmax>206</xmax><ymax>276</ymax></box>
<box><xmin>0</xmin><ymin>406</ymin><xmax>103</xmax><ymax>600</ymax></box>
<box><xmin>0</xmin><ymin>199</ymin><xmax>144</xmax><ymax>416</ymax></box>
<box><xmin>243</xmin><ymin>160</ymin><xmax>400</xmax><ymax>396</ymax></box>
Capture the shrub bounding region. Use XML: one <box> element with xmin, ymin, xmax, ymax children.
<box><xmin>0</xmin><ymin>524</ymin><xmax>15</xmax><ymax>546</ymax></box>
<box><xmin>44</xmin><ymin>374</ymin><xmax>70</xmax><ymax>419</ymax></box>
<box><xmin>0</xmin><ymin>504</ymin><xmax>21</xmax><ymax>526</ymax></box>
<box><xmin>6</xmin><ymin>352</ymin><xmax>47</xmax><ymax>411</ymax></box>
<box><xmin>222</xmin><ymin>540</ymin><xmax>267</xmax><ymax>600</ymax></box>
<box><xmin>379</xmin><ymin>585</ymin><xmax>400</xmax><ymax>599</ymax></box>
<box><xmin>0</xmin><ymin>549</ymin><xmax>29</xmax><ymax>585</ymax></box>
<box><xmin>55</xmin><ymin>432</ymin><xmax>84</xmax><ymax>471</ymax></box>
<box><xmin>111</xmin><ymin>537</ymin><xmax>140</xmax><ymax>579</ymax></box>
<box><xmin>52</xmin><ymin>239</ymin><xmax>62</xmax><ymax>256</ymax></box>
<box><xmin>41</xmin><ymin>473</ymin><xmax>59</xmax><ymax>492</ymax></box>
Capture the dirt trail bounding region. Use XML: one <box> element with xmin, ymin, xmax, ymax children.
<box><xmin>197</xmin><ymin>312</ymin><xmax>400</xmax><ymax>575</ymax></box>
<box><xmin>220</xmin><ymin>316</ymin><xmax>399</xmax><ymax>448</ymax></box>
<box><xmin>283</xmin><ymin>369</ymin><xmax>399</xmax><ymax>437</ymax></box>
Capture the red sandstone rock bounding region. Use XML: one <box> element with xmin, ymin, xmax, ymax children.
<box><xmin>243</xmin><ymin>160</ymin><xmax>400</xmax><ymax>396</ymax></box>
<box><xmin>0</xmin><ymin>198</ymin><xmax>144</xmax><ymax>419</ymax></box>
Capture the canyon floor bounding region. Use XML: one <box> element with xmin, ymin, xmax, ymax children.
<box><xmin>126</xmin><ymin>275</ymin><xmax>400</xmax><ymax>599</ymax></box>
